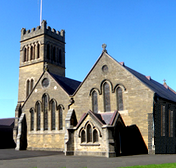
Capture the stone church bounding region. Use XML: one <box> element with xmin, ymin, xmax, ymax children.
<box><xmin>13</xmin><ymin>20</ymin><xmax>176</xmax><ymax>157</ymax></box>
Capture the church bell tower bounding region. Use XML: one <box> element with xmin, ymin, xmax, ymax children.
<box><xmin>18</xmin><ymin>20</ymin><xmax>65</xmax><ymax>103</ymax></box>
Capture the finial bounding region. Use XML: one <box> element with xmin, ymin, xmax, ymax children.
<box><xmin>163</xmin><ymin>79</ymin><xmax>166</xmax><ymax>85</ymax></box>
<box><xmin>102</xmin><ymin>43</ymin><xmax>107</xmax><ymax>53</ymax></box>
<box><xmin>44</xmin><ymin>62</ymin><xmax>48</xmax><ymax>71</ymax></box>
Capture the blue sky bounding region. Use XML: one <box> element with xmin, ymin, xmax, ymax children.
<box><xmin>0</xmin><ymin>0</ymin><xmax>176</xmax><ymax>118</ymax></box>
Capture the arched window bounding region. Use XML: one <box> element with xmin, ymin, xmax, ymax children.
<box><xmin>36</xmin><ymin>102</ymin><xmax>41</xmax><ymax>131</ymax></box>
<box><xmin>93</xmin><ymin>129</ymin><xmax>98</xmax><ymax>143</ymax></box>
<box><xmin>31</xmin><ymin>79</ymin><xmax>34</xmax><ymax>92</ymax></box>
<box><xmin>30</xmin><ymin>46</ymin><xmax>33</xmax><ymax>60</ymax></box>
<box><xmin>47</xmin><ymin>44</ymin><xmax>50</xmax><ymax>60</ymax></box>
<box><xmin>51</xmin><ymin>100</ymin><xmax>56</xmax><ymax>130</ymax></box>
<box><xmin>92</xmin><ymin>91</ymin><xmax>98</xmax><ymax>113</ymax></box>
<box><xmin>117</xmin><ymin>87</ymin><xmax>123</xmax><ymax>111</ymax></box>
<box><xmin>81</xmin><ymin>130</ymin><xmax>85</xmax><ymax>143</ymax></box>
<box><xmin>87</xmin><ymin>124</ymin><xmax>92</xmax><ymax>142</ymax></box>
<box><xmin>33</xmin><ymin>45</ymin><xmax>35</xmax><ymax>60</ymax></box>
<box><xmin>42</xmin><ymin>94</ymin><xmax>48</xmax><ymax>130</ymax></box>
<box><xmin>59</xmin><ymin>106</ymin><xmax>63</xmax><ymax>130</ymax></box>
<box><xmin>37</xmin><ymin>43</ymin><xmax>40</xmax><ymax>58</ymax></box>
<box><xmin>26</xmin><ymin>80</ymin><xmax>30</xmax><ymax>98</ymax></box>
<box><xmin>59</xmin><ymin>49</ymin><xmax>62</xmax><ymax>64</ymax></box>
<box><xmin>30</xmin><ymin>108</ymin><xmax>34</xmax><ymax>131</ymax></box>
<box><xmin>26</xmin><ymin>47</ymin><xmax>29</xmax><ymax>61</ymax></box>
<box><xmin>53</xmin><ymin>47</ymin><xmax>56</xmax><ymax>62</ymax></box>
<box><xmin>23</xmin><ymin>48</ymin><xmax>26</xmax><ymax>62</ymax></box>
<box><xmin>103</xmin><ymin>82</ymin><xmax>111</xmax><ymax>112</ymax></box>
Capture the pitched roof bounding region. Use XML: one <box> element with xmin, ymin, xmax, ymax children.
<box><xmin>0</xmin><ymin>118</ymin><xmax>15</xmax><ymax>127</ymax></box>
<box><xmin>124</xmin><ymin>65</ymin><xmax>176</xmax><ymax>103</ymax></box>
<box><xmin>76</xmin><ymin>110</ymin><xmax>119</xmax><ymax>128</ymax></box>
<box><xmin>49</xmin><ymin>72</ymin><xmax>81</xmax><ymax>95</ymax></box>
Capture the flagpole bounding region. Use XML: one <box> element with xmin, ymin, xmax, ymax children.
<box><xmin>40</xmin><ymin>0</ymin><xmax>42</xmax><ymax>26</ymax></box>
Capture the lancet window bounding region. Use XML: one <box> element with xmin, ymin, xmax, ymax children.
<box><xmin>43</xmin><ymin>94</ymin><xmax>48</xmax><ymax>130</ymax></box>
<box><xmin>87</xmin><ymin>124</ymin><xmax>92</xmax><ymax>142</ymax></box>
<box><xmin>93</xmin><ymin>129</ymin><xmax>98</xmax><ymax>143</ymax></box>
<box><xmin>36</xmin><ymin>101</ymin><xmax>41</xmax><ymax>131</ymax></box>
<box><xmin>92</xmin><ymin>90</ymin><xmax>98</xmax><ymax>113</ymax></box>
<box><xmin>26</xmin><ymin>79</ymin><xmax>34</xmax><ymax>98</ymax></box>
<box><xmin>161</xmin><ymin>105</ymin><xmax>165</xmax><ymax>136</ymax></box>
<box><xmin>51</xmin><ymin>100</ymin><xmax>56</xmax><ymax>130</ymax></box>
<box><xmin>59</xmin><ymin>106</ymin><xmax>63</xmax><ymax>130</ymax></box>
<box><xmin>81</xmin><ymin>130</ymin><xmax>86</xmax><ymax>143</ymax></box>
<box><xmin>80</xmin><ymin>123</ymin><xmax>99</xmax><ymax>144</ymax></box>
<box><xmin>117</xmin><ymin>87</ymin><xmax>123</xmax><ymax>111</ymax></box>
<box><xmin>30</xmin><ymin>108</ymin><xmax>34</xmax><ymax>131</ymax></box>
<box><xmin>103</xmin><ymin>82</ymin><xmax>111</xmax><ymax>112</ymax></box>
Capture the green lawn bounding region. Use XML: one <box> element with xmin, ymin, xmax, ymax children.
<box><xmin>118</xmin><ymin>162</ymin><xmax>176</xmax><ymax>168</ymax></box>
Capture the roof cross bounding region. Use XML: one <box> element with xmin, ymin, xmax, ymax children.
<box><xmin>163</xmin><ymin>79</ymin><xmax>166</xmax><ymax>84</ymax></box>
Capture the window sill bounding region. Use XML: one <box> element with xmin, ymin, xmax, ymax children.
<box><xmin>80</xmin><ymin>143</ymin><xmax>100</xmax><ymax>146</ymax></box>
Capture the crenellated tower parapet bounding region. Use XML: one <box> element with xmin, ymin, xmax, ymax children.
<box><xmin>21</xmin><ymin>20</ymin><xmax>65</xmax><ymax>43</ymax></box>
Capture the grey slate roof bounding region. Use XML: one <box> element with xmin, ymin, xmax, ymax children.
<box><xmin>49</xmin><ymin>72</ymin><xmax>81</xmax><ymax>95</ymax></box>
<box><xmin>124</xmin><ymin>65</ymin><xmax>176</xmax><ymax>103</ymax></box>
<box><xmin>0</xmin><ymin>118</ymin><xmax>15</xmax><ymax>127</ymax></box>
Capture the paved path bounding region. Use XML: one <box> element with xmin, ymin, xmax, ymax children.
<box><xmin>0</xmin><ymin>149</ymin><xmax>176</xmax><ymax>168</ymax></box>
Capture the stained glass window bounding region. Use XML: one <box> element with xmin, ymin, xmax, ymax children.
<box><xmin>93</xmin><ymin>129</ymin><xmax>98</xmax><ymax>142</ymax></box>
<box><xmin>169</xmin><ymin>110</ymin><xmax>173</xmax><ymax>137</ymax></box>
<box><xmin>87</xmin><ymin>124</ymin><xmax>92</xmax><ymax>142</ymax></box>
<box><xmin>81</xmin><ymin>130</ymin><xmax>85</xmax><ymax>143</ymax></box>
<box><xmin>161</xmin><ymin>105</ymin><xmax>165</xmax><ymax>136</ymax></box>
<box><xmin>117</xmin><ymin>87</ymin><xmax>123</xmax><ymax>111</ymax></box>
<box><xmin>43</xmin><ymin>94</ymin><xmax>48</xmax><ymax>130</ymax></box>
<box><xmin>59</xmin><ymin>106</ymin><xmax>63</xmax><ymax>130</ymax></box>
<box><xmin>92</xmin><ymin>91</ymin><xmax>98</xmax><ymax>113</ymax></box>
<box><xmin>51</xmin><ymin>100</ymin><xmax>55</xmax><ymax>130</ymax></box>
<box><xmin>103</xmin><ymin>82</ymin><xmax>111</xmax><ymax>112</ymax></box>
<box><xmin>30</xmin><ymin>108</ymin><xmax>34</xmax><ymax>131</ymax></box>
<box><xmin>36</xmin><ymin>102</ymin><xmax>40</xmax><ymax>131</ymax></box>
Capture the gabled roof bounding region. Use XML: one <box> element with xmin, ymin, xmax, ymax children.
<box><xmin>76</xmin><ymin>110</ymin><xmax>119</xmax><ymax>129</ymax></box>
<box><xmin>124</xmin><ymin>65</ymin><xmax>176</xmax><ymax>103</ymax></box>
<box><xmin>0</xmin><ymin>118</ymin><xmax>15</xmax><ymax>127</ymax></box>
<box><xmin>49</xmin><ymin>72</ymin><xmax>81</xmax><ymax>95</ymax></box>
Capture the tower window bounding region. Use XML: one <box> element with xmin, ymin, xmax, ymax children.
<box><xmin>59</xmin><ymin>49</ymin><xmax>62</xmax><ymax>64</ymax></box>
<box><xmin>53</xmin><ymin>47</ymin><xmax>56</xmax><ymax>62</ymax></box>
<box><xmin>92</xmin><ymin>91</ymin><xmax>98</xmax><ymax>113</ymax></box>
<box><xmin>117</xmin><ymin>87</ymin><xmax>123</xmax><ymax>111</ymax></box>
<box><xmin>37</xmin><ymin>43</ymin><xmax>40</xmax><ymax>59</ymax></box>
<box><xmin>23</xmin><ymin>48</ymin><xmax>26</xmax><ymax>62</ymax></box>
<box><xmin>103</xmin><ymin>82</ymin><xmax>111</xmax><ymax>112</ymax></box>
<box><xmin>31</xmin><ymin>79</ymin><xmax>34</xmax><ymax>92</ymax></box>
<box><xmin>59</xmin><ymin>106</ymin><xmax>63</xmax><ymax>130</ymax></box>
<box><xmin>47</xmin><ymin>44</ymin><xmax>50</xmax><ymax>60</ymax></box>
<box><xmin>26</xmin><ymin>80</ymin><xmax>30</xmax><ymax>98</ymax></box>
